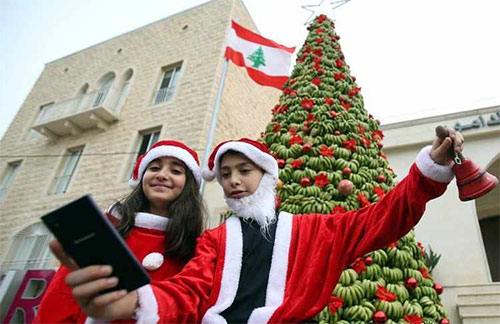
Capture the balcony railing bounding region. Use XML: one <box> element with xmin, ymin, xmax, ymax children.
<box><xmin>32</xmin><ymin>87</ymin><xmax>121</xmax><ymax>139</ymax></box>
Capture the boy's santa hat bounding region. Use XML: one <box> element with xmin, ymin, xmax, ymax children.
<box><xmin>129</xmin><ymin>140</ymin><xmax>201</xmax><ymax>188</ymax></box>
<box><xmin>202</xmin><ymin>138</ymin><xmax>278</xmax><ymax>183</ymax></box>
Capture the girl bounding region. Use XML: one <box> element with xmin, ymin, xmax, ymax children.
<box><xmin>33</xmin><ymin>140</ymin><xmax>206</xmax><ymax>323</ymax></box>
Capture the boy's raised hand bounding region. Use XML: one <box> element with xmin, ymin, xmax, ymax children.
<box><xmin>49</xmin><ymin>239</ymin><xmax>138</xmax><ymax>320</ymax></box>
<box><xmin>430</xmin><ymin>127</ymin><xmax>464</xmax><ymax>165</ymax></box>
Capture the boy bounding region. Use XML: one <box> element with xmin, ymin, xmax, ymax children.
<box><xmin>52</xmin><ymin>130</ymin><xmax>463</xmax><ymax>323</ymax></box>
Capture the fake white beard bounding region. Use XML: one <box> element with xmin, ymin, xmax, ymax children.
<box><xmin>224</xmin><ymin>173</ymin><xmax>277</xmax><ymax>230</ymax></box>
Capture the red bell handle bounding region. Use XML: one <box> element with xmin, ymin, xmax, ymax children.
<box><xmin>435</xmin><ymin>126</ymin><xmax>465</xmax><ymax>164</ymax></box>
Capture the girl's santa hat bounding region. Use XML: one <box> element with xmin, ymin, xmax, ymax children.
<box><xmin>202</xmin><ymin>138</ymin><xmax>278</xmax><ymax>183</ymax></box>
<box><xmin>129</xmin><ymin>140</ymin><xmax>201</xmax><ymax>188</ymax></box>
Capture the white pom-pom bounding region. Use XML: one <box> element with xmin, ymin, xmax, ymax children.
<box><xmin>202</xmin><ymin>169</ymin><xmax>216</xmax><ymax>181</ymax></box>
<box><xmin>142</xmin><ymin>252</ymin><xmax>164</xmax><ymax>271</ymax></box>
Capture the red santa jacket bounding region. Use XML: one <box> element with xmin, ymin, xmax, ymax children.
<box><xmin>133</xmin><ymin>148</ymin><xmax>453</xmax><ymax>324</ymax></box>
<box><xmin>33</xmin><ymin>212</ymin><xmax>185</xmax><ymax>324</ymax></box>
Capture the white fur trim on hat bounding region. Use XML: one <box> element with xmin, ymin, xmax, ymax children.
<box><xmin>212</xmin><ymin>142</ymin><xmax>278</xmax><ymax>183</ymax></box>
<box><xmin>415</xmin><ymin>145</ymin><xmax>454</xmax><ymax>183</ymax></box>
<box><xmin>129</xmin><ymin>145</ymin><xmax>201</xmax><ymax>188</ymax></box>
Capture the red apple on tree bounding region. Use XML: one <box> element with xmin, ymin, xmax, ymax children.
<box><xmin>338</xmin><ymin>179</ymin><xmax>354</xmax><ymax>196</ymax></box>
<box><xmin>406</xmin><ymin>277</ymin><xmax>418</xmax><ymax>290</ymax></box>
<box><xmin>373</xmin><ymin>311</ymin><xmax>387</xmax><ymax>323</ymax></box>
<box><xmin>302</xmin><ymin>143</ymin><xmax>312</xmax><ymax>153</ymax></box>
<box><xmin>377</xmin><ymin>174</ymin><xmax>386</xmax><ymax>183</ymax></box>
<box><xmin>434</xmin><ymin>283</ymin><xmax>444</xmax><ymax>295</ymax></box>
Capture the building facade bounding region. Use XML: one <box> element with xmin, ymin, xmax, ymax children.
<box><xmin>0</xmin><ymin>0</ymin><xmax>280</xmax><ymax>321</ymax></box>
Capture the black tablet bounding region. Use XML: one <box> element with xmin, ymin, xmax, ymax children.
<box><xmin>41</xmin><ymin>194</ymin><xmax>150</xmax><ymax>292</ymax></box>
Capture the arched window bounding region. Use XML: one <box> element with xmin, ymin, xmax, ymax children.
<box><xmin>113</xmin><ymin>69</ymin><xmax>134</xmax><ymax>112</ymax></box>
<box><xmin>476</xmin><ymin>156</ymin><xmax>500</xmax><ymax>282</ymax></box>
<box><xmin>1</xmin><ymin>222</ymin><xmax>54</xmax><ymax>273</ymax></box>
<box><xmin>93</xmin><ymin>72</ymin><xmax>115</xmax><ymax>107</ymax></box>
<box><xmin>73</xmin><ymin>83</ymin><xmax>89</xmax><ymax>113</ymax></box>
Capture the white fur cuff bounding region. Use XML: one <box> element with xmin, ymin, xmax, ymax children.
<box><xmin>415</xmin><ymin>146</ymin><xmax>454</xmax><ymax>183</ymax></box>
<box><xmin>134</xmin><ymin>284</ymin><xmax>160</xmax><ymax>324</ymax></box>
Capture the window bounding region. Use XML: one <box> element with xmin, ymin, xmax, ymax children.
<box><xmin>0</xmin><ymin>161</ymin><xmax>22</xmax><ymax>203</ymax></box>
<box><xmin>154</xmin><ymin>64</ymin><xmax>182</xmax><ymax>104</ymax></box>
<box><xmin>125</xmin><ymin>129</ymin><xmax>161</xmax><ymax>181</ymax></box>
<box><xmin>50</xmin><ymin>146</ymin><xmax>83</xmax><ymax>194</ymax></box>
<box><xmin>73</xmin><ymin>83</ymin><xmax>89</xmax><ymax>114</ymax></box>
<box><xmin>114</xmin><ymin>69</ymin><xmax>133</xmax><ymax>113</ymax></box>
<box><xmin>93</xmin><ymin>72</ymin><xmax>115</xmax><ymax>107</ymax></box>
<box><xmin>0</xmin><ymin>222</ymin><xmax>53</xmax><ymax>273</ymax></box>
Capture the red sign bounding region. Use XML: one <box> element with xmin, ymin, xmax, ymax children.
<box><xmin>3</xmin><ymin>269</ymin><xmax>55</xmax><ymax>323</ymax></box>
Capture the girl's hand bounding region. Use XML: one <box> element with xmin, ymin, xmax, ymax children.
<box><xmin>49</xmin><ymin>240</ymin><xmax>138</xmax><ymax>320</ymax></box>
<box><xmin>430</xmin><ymin>128</ymin><xmax>464</xmax><ymax>165</ymax></box>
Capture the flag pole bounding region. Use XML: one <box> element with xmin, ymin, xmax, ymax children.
<box><xmin>199</xmin><ymin>57</ymin><xmax>229</xmax><ymax>195</ymax></box>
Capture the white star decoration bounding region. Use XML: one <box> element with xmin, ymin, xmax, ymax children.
<box><xmin>302</xmin><ymin>0</ymin><xmax>352</xmax><ymax>25</ymax></box>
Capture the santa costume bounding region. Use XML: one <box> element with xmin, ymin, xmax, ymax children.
<box><xmin>130</xmin><ymin>138</ymin><xmax>454</xmax><ymax>324</ymax></box>
<box><xmin>33</xmin><ymin>140</ymin><xmax>202</xmax><ymax>324</ymax></box>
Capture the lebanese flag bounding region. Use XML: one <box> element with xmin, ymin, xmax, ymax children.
<box><xmin>225</xmin><ymin>20</ymin><xmax>295</xmax><ymax>90</ymax></box>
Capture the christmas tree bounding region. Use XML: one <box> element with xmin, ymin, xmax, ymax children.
<box><xmin>261</xmin><ymin>15</ymin><xmax>449</xmax><ymax>324</ymax></box>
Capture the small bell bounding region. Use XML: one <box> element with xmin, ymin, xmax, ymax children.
<box><xmin>435</xmin><ymin>126</ymin><xmax>498</xmax><ymax>201</ymax></box>
<box><xmin>453</xmin><ymin>159</ymin><xmax>498</xmax><ymax>201</ymax></box>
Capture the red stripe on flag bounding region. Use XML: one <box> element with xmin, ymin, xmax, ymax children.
<box><xmin>224</xmin><ymin>47</ymin><xmax>287</xmax><ymax>90</ymax></box>
<box><xmin>231</xmin><ymin>20</ymin><xmax>295</xmax><ymax>54</ymax></box>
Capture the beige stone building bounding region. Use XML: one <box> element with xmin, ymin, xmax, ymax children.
<box><xmin>0</xmin><ymin>0</ymin><xmax>280</xmax><ymax>319</ymax></box>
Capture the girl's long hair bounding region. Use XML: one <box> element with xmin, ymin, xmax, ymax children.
<box><xmin>111</xmin><ymin>166</ymin><xmax>205</xmax><ymax>262</ymax></box>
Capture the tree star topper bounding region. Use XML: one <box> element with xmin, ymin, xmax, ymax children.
<box><xmin>302</xmin><ymin>0</ymin><xmax>352</xmax><ymax>25</ymax></box>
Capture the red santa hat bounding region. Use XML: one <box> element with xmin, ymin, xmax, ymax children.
<box><xmin>202</xmin><ymin>138</ymin><xmax>278</xmax><ymax>182</ymax></box>
<box><xmin>129</xmin><ymin>140</ymin><xmax>201</xmax><ymax>188</ymax></box>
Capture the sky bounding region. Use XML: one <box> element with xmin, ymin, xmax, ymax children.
<box><xmin>1</xmin><ymin>0</ymin><xmax>500</xmax><ymax>139</ymax></box>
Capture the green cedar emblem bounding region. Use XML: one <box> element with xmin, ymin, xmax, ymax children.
<box><xmin>247</xmin><ymin>46</ymin><xmax>266</xmax><ymax>69</ymax></box>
